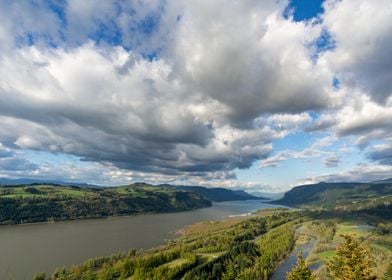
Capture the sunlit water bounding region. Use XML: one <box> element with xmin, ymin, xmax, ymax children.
<box><xmin>0</xmin><ymin>200</ymin><xmax>283</xmax><ymax>279</ymax></box>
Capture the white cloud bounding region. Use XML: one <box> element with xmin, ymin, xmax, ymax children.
<box><xmin>0</xmin><ymin>1</ymin><xmax>339</xmax><ymax>183</ymax></box>
<box><xmin>323</xmin><ymin>155</ymin><xmax>340</xmax><ymax>168</ymax></box>
<box><xmin>304</xmin><ymin>163</ymin><xmax>392</xmax><ymax>183</ymax></box>
<box><xmin>168</xmin><ymin>0</ymin><xmax>336</xmax><ymax>124</ymax></box>
<box><xmin>260</xmin><ymin>135</ymin><xmax>337</xmax><ymax>168</ymax></box>
<box><xmin>322</xmin><ymin>0</ymin><xmax>392</xmax><ymax>104</ymax></box>
<box><xmin>0</xmin><ymin>0</ymin><xmax>390</xmax><ymax>188</ymax></box>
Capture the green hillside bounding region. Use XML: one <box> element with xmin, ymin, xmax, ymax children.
<box><xmin>273</xmin><ymin>181</ymin><xmax>392</xmax><ymax>219</ymax></box>
<box><xmin>160</xmin><ymin>184</ymin><xmax>262</xmax><ymax>201</ymax></box>
<box><xmin>0</xmin><ymin>183</ymin><xmax>211</xmax><ymax>225</ymax></box>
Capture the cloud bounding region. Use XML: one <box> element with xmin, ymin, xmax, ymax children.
<box><xmin>304</xmin><ymin>163</ymin><xmax>392</xmax><ymax>183</ymax></box>
<box><xmin>0</xmin><ymin>43</ymin><xmax>279</xmax><ymax>176</ymax></box>
<box><xmin>0</xmin><ymin>158</ymin><xmax>38</xmax><ymax>172</ymax></box>
<box><xmin>322</xmin><ymin>0</ymin><xmax>392</xmax><ymax>104</ymax></box>
<box><xmin>367</xmin><ymin>140</ymin><xmax>392</xmax><ymax>166</ymax></box>
<box><xmin>260</xmin><ymin>148</ymin><xmax>329</xmax><ymax>168</ymax></box>
<box><xmin>168</xmin><ymin>0</ymin><xmax>336</xmax><ymax>125</ymax></box>
<box><xmin>260</xmin><ymin>136</ymin><xmax>336</xmax><ymax>168</ymax></box>
<box><xmin>0</xmin><ymin>0</ymin><xmax>390</xmax><ymax>188</ymax></box>
<box><xmin>0</xmin><ymin>143</ymin><xmax>38</xmax><ymax>173</ymax></box>
<box><xmin>260</xmin><ymin>153</ymin><xmax>288</xmax><ymax>168</ymax></box>
<box><xmin>323</xmin><ymin>155</ymin><xmax>340</xmax><ymax>168</ymax></box>
<box><xmin>308</xmin><ymin>93</ymin><xmax>392</xmax><ymax>147</ymax></box>
<box><xmin>0</xmin><ymin>1</ymin><xmax>63</xmax><ymax>50</ymax></box>
<box><xmin>301</xmin><ymin>0</ymin><xmax>392</xmax><ymax>155</ymax></box>
<box><xmin>0</xmin><ymin>0</ymin><xmax>339</xmax><ymax>182</ymax></box>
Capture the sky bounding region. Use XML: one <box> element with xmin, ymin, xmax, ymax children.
<box><xmin>0</xmin><ymin>0</ymin><xmax>391</xmax><ymax>192</ymax></box>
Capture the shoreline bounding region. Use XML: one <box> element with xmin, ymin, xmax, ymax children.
<box><xmin>0</xmin><ymin>204</ymin><xmax>213</xmax><ymax>227</ymax></box>
<box><xmin>0</xmin><ymin>199</ymin><xmax>269</xmax><ymax>227</ymax></box>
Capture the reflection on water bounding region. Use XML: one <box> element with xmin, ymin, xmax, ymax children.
<box><xmin>0</xmin><ymin>200</ymin><xmax>280</xmax><ymax>279</ymax></box>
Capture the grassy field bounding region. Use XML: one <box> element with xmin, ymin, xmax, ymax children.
<box><xmin>317</xmin><ymin>250</ymin><xmax>335</xmax><ymax>262</ymax></box>
<box><xmin>0</xmin><ymin>184</ymin><xmax>180</xmax><ymax>199</ymax></box>
<box><xmin>0</xmin><ymin>185</ymin><xmax>96</xmax><ymax>198</ymax></box>
<box><xmin>298</xmin><ymin>219</ymin><xmax>392</xmax><ymax>279</ymax></box>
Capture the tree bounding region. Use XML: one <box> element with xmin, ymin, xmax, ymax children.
<box><xmin>327</xmin><ymin>234</ymin><xmax>375</xmax><ymax>280</ymax></box>
<box><xmin>287</xmin><ymin>252</ymin><xmax>315</xmax><ymax>280</ymax></box>
<box><xmin>222</xmin><ymin>263</ymin><xmax>237</xmax><ymax>280</ymax></box>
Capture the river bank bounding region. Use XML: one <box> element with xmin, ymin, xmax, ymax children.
<box><xmin>0</xmin><ymin>200</ymin><xmax>274</xmax><ymax>279</ymax></box>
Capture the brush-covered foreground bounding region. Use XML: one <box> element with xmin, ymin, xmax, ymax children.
<box><xmin>33</xmin><ymin>207</ymin><xmax>392</xmax><ymax>280</ymax></box>
<box><xmin>35</xmin><ymin>209</ymin><xmax>301</xmax><ymax>280</ymax></box>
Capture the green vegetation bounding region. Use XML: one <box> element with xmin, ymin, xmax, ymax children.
<box><xmin>287</xmin><ymin>253</ymin><xmax>315</xmax><ymax>280</ymax></box>
<box><xmin>161</xmin><ymin>185</ymin><xmax>261</xmax><ymax>201</ymax></box>
<box><xmin>0</xmin><ymin>183</ymin><xmax>211</xmax><ymax>224</ymax></box>
<box><xmin>384</xmin><ymin>264</ymin><xmax>392</xmax><ymax>280</ymax></box>
<box><xmin>273</xmin><ymin>181</ymin><xmax>392</xmax><ymax>220</ymax></box>
<box><xmin>296</xmin><ymin>217</ymin><xmax>391</xmax><ymax>279</ymax></box>
<box><xmin>327</xmin><ymin>234</ymin><xmax>375</xmax><ymax>280</ymax></box>
<box><xmin>36</xmin><ymin>210</ymin><xmax>301</xmax><ymax>279</ymax></box>
<box><xmin>25</xmin><ymin>179</ymin><xmax>392</xmax><ymax>279</ymax></box>
<box><xmin>30</xmin><ymin>203</ymin><xmax>391</xmax><ymax>279</ymax></box>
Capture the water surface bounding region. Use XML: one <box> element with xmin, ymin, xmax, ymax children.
<box><xmin>270</xmin><ymin>237</ymin><xmax>317</xmax><ymax>280</ymax></box>
<box><xmin>0</xmin><ymin>200</ymin><xmax>279</xmax><ymax>279</ymax></box>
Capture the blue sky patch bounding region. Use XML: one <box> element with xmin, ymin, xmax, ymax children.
<box><xmin>285</xmin><ymin>0</ymin><xmax>325</xmax><ymax>21</ymax></box>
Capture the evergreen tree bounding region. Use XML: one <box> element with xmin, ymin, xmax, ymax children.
<box><xmin>286</xmin><ymin>253</ymin><xmax>315</xmax><ymax>280</ymax></box>
<box><xmin>222</xmin><ymin>263</ymin><xmax>237</xmax><ymax>280</ymax></box>
<box><xmin>327</xmin><ymin>234</ymin><xmax>375</xmax><ymax>280</ymax></box>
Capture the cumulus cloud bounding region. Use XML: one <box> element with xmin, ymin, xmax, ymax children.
<box><xmin>0</xmin><ymin>43</ymin><xmax>280</xmax><ymax>177</ymax></box>
<box><xmin>0</xmin><ymin>0</ymin><xmax>390</xmax><ymax>187</ymax></box>
<box><xmin>307</xmin><ymin>93</ymin><xmax>392</xmax><ymax>148</ymax></box>
<box><xmin>0</xmin><ymin>0</ymin><xmax>339</xmax><ymax>183</ymax></box>
<box><xmin>322</xmin><ymin>0</ymin><xmax>392</xmax><ymax>104</ymax></box>
<box><xmin>300</xmin><ymin>0</ymin><xmax>392</xmax><ymax>156</ymax></box>
<box><xmin>169</xmin><ymin>0</ymin><xmax>336</xmax><ymax>124</ymax></box>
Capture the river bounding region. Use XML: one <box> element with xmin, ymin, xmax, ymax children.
<box><xmin>270</xmin><ymin>237</ymin><xmax>317</xmax><ymax>280</ymax></box>
<box><xmin>0</xmin><ymin>200</ymin><xmax>281</xmax><ymax>279</ymax></box>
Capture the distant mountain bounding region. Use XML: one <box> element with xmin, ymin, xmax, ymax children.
<box><xmin>371</xmin><ymin>178</ymin><xmax>392</xmax><ymax>184</ymax></box>
<box><xmin>0</xmin><ymin>178</ymin><xmax>260</xmax><ymax>202</ymax></box>
<box><xmin>159</xmin><ymin>184</ymin><xmax>261</xmax><ymax>202</ymax></box>
<box><xmin>273</xmin><ymin>180</ymin><xmax>392</xmax><ymax>208</ymax></box>
<box><xmin>0</xmin><ymin>177</ymin><xmax>98</xmax><ymax>188</ymax></box>
<box><xmin>249</xmin><ymin>191</ymin><xmax>284</xmax><ymax>200</ymax></box>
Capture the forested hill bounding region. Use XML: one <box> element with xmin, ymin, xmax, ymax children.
<box><xmin>159</xmin><ymin>184</ymin><xmax>262</xmax><ymax>201</ymax></box>
<box><xmin>273</xmin><ymin>180</ymin><xmax>392</xmax><ymax>210</ymax></box>
<box><xmin>0</xmin><ymin>183</ymin><xmax>211</xmax><ymax>225</ymax></box>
